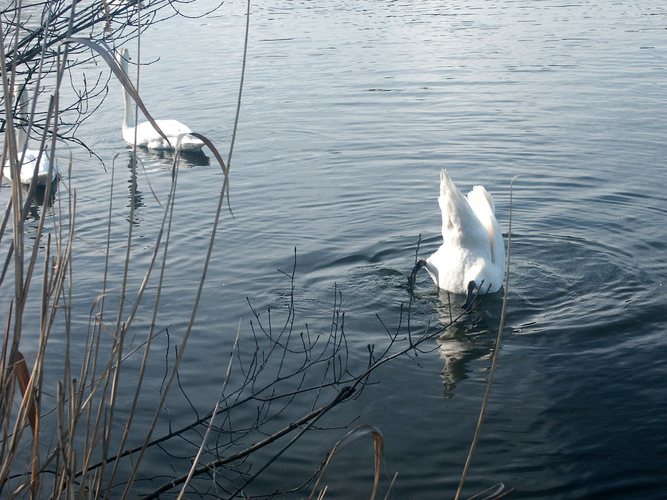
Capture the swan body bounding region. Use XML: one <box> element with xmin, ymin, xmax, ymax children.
<box><xmin>412</xmin><ymin>169</ymin><xmax>505</xmax><ymax>302</ymax></box>
<box><xmin>3</xmin><ymin>149</ymin><xmax>59</xmax><ymax>187</ymax></box>
<box><xmin>116</xmin><ymin>48</ymin><xmax>204</xmax><ymax>151</ymax></box>
<box><xmin>3</xmin><ymin>87</ymin><xmax>60</xmax><ymax>187</ymax></box>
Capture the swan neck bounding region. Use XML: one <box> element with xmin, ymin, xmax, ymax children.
<box><xmin>120</xmin><ymin>56</ymin><xmax>136</xmax><ymax>129</ymax></box>
<box><xmin>13</xmin><ymin>84</ymin><xmax>27</xmax><ymax>150</ymax></box>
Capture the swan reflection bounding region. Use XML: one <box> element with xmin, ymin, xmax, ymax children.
<box><xmin>129</xmin><ymin>146</ymin><xmax>210</xmax><ymax>169</ymax></box>
<box><xmin>435</xmin><ymin>290</ymin><xmax>501</xmax><ymax>397</ymax></box>
<box><xmin>14</xmin><ymin>179</ymin><xmax>59</xmax><ymax>222</ymax></box>
<box><xmin>123</xmin><ymin>146</ymin><xmax>210</xmax><ymax>225</ymax></box>
<box><xmin>126</xmin><ymin>155</ymin><xmax>144</xmax><ymax>224</ymax></box>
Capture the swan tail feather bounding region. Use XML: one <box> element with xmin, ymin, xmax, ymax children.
<box><xmin>438</xmin><ymin>169</ymin><xmax>472</xmax><ymax>240</ymax></box>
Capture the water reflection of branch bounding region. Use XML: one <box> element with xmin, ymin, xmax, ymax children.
<box><xmin>141</xmin><ymin>274</ymin><xmax>467</xmax><ymax>498</ymax></box>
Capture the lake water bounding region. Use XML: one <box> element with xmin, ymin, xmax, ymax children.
<box><xmin>3</xmin><ymin>0</ymin><xmax>666</xmax><ymax>498</ymax></box>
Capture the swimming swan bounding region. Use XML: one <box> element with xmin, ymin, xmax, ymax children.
<box><xmin>116</xmin><ymin>47</ymin><xmax>204</xmax><ymax>151</ymax></box>
<box><xmin>3</xmin><ymin>86</ymin><xmax>60</xmax><ymax>186</ymax></box>
<box><xmin>409</xmin><ymin>169</ymin><xmax>505</xmax><ymax>308</ymax></box>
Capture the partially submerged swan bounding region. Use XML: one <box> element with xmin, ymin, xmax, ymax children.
<box><xmin>409</xmin><ymin>169</ymin><xmax>505</xmax><ymax>308</ymax></box>
<box><xmin>116</xmin><ymin>47</ymin><xmax>204</xmax><ymax>151</ymax></box>
<box><xmin>3</xmin><ymin>86</ymin><xmax>60</xmax><ymax>187</ymax></box>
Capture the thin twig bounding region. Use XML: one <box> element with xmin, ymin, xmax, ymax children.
<box><xmin>454</xmin><ymin>176</ymin><xmax>518</xmax><ymax>499</ymax></box>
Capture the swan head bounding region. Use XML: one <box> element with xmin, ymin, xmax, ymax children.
<box><xmin>461</xmin><ymin>277</ymin><xmax>492</xmax><ymax>311</ymax></box>
<box><xmin>461</xmin><ymin>260</ymin><xmax>503</xmax><ymax>310</ymax></box>
<box><xmin>407</xmin><ymin>259</ymin><xmax>428</xmax><ymax>290</ymax></box>
<box><xmin>116</xmin><ymin>47</ymin><xmax>129</xmax><ymax>66</ymax></box>
<box><xmin>462</xmin><ymin>280</ymin><xmax>477</xmax><ymax>311</ymax></box>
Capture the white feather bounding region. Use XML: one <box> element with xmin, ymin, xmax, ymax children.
<box><xmin>116</xmin><ymin>48</ymin><xmax>204</xmax><ymax>151</ymax></box>
<box><xmin>423</xmin><ymin>169</ymin><xmax>505</xmax><ymax>294</ymax></box>
<box><xmin>3</xmin><ymin>86</ymin><xmax>60</xmax><ymax>186</ymax></box>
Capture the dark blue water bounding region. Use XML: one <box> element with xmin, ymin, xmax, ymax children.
<box><xmin>2</xmin><ymin>0</ymin><xmax>666</xmax><ymax>497</ymax></box>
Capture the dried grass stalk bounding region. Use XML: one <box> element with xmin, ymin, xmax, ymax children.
<box><xmin>309</xmin><ymin>424</ymin><xmax>385</xmax><ymax>500</ymax></box>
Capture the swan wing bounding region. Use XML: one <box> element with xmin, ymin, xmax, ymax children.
<box><xmin>137</xmin><ymin>119</ymin><xmax>193</xmax><ymax>140</ymax></box>
<box><xmin>466</xmin><ymin>185</ymin><xmax>495</xmax><ymax>215</ymax></box>
<box><xmin>466</xmin><ymin>185</ymin><xmax>499</xmax><ymax>262</ymax></box>
<box><xmin>126</xmin><ymin>119</ymin><xmax>195</xmax><ymax>149</ymax></box>
<box><xmin>155</xmin><ymin>119</ymin><xmax>193</xmax><ymax>136</ymax></box>
<box><xmin>125</xmin><ymin>121</ymin><xmax>162</xmax><ymax>145</ymax></box>
<box><xmin>438</xmin><ymin>169</ymin><xmax>487</xmax><ymax>248</ymax></box>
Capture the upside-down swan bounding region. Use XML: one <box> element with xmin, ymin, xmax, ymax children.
<box><xmin>409</xmin><ymin>169</ymin><xmax>505</xmax><ymax>309</ymax></box>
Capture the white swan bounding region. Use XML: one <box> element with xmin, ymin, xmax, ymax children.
<box><xmin>409</xmin><ymin>169</ymin><xmax>505</xmax><ymax>308</ymax></box>
<box><xmin>3</xmin><ymin>86</ymin><xmax>60</xmax><ymax>187</ymax></box>
<box><xmin>116</xmin><ymin>47</ymin><xmax>204</xmax><ymax>151</ymax></box>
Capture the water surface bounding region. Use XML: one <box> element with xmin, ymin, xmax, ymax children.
<box><xmin>2</xmin><ymin>0</ymin><xmax>666</xmax><ymax>497</ymax></box>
